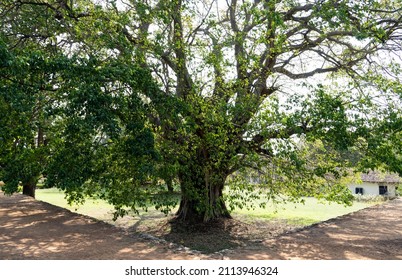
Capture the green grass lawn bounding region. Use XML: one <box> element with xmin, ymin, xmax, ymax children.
<box><xmin>35</xmin><ymin>188</ymin><xmax>170</xmax><ymax>228</ymax></box>
<box><xmin>232</xmin><ymin>197</ymin><xmax>380</xmax><ymax>225</ymax></box>
<box><xmin>36</xmin><ymin>188</ymin><xmax>116</xmax><ymax>220</ymax></box>
<box><xmin>36</xmin><ymin>188</ymin><xmax>380</xmax><ymax>227</ymax></box>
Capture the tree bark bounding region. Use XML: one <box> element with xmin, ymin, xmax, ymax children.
<box><xmin>166</xmin><ymin>178</ymin><xmax>174</xmax><ymax>193</ymax></box>
<box><xmin>176</xmin><ymin>167</ymin><xmax>231</xmax><ymax>223</ymax></box>
<box><xmin>37</xmin><ymin>126</ymin><xmax>44</xmax><ymax>147</ymax></box>
<box><xmin>22</xmin><ymin>182</ymin><xmax>36</xmax><ymax>198</ymax></box>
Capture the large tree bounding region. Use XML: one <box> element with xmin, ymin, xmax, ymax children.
<box><xmin>1</xmin><ymin>0</ymin><xmax>402</xmax><ymax>223</ymax></box>
<box><xmin>109</xmin><ymin>0</ymin><xmax>402</xmax><ymax>222</ymax></box>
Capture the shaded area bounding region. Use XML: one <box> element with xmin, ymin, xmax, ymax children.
<box><xmin>133</xmin><ymin>217</ymin><xmax>298</xmax><ymax>254</ymax></box>
<box><xmin>0</xmin><ymin>192</ymin><xmax>201</xmax><ymax>260</ymax></box>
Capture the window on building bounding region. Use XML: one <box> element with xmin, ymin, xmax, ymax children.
<box><xmin>379</xmin><ymin>186</ymin><xmax>388</xmax><ymax>195</ymax></box>
<box><xmin>355</xmin><ymin>187</ymin><xmax>363</xmax><ymax>195</ymax></box>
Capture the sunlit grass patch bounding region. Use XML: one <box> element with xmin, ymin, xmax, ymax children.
<box><xmin>232</xmin><ymin>197</ymin><xmax>380</xmax><ymax>225</ymax></box>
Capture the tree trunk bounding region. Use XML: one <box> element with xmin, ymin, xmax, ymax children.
<box><xmin>176</xmin><ymin>167</ymin><xmax>231</xmax><ymax>223</ymax></box>
<box><xmin>22</xmin><ymin>182</ymin><xmax>36</xmax><ymax>198</ymax></box>
<box><xmin>166</xmin><ymin>178</ymin><xmax>174</xmax><ymax>193</ymax></box>
<box><xmin>37</xmin><ymin>126</ymin><xmax>44</xmax><ymax>147</ymax></box>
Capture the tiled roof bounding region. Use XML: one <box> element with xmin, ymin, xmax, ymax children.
<box><xmin>361</xmin><ymin>171</ymin><xmax>402</xmax><ymax>183</ymax></box>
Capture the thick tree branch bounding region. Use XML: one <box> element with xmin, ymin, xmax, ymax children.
<box><xmin>247</xmin><ymin>124</ymin><xmax>312</xmax><ymax>156</ymax></box>
<box><xmin>283</xmin><ymin>3</ymin><xmax>314</xmax><ymax>20</ymax></box>
<box><xmin>172</xmin><ymin>0</ymin><xmax>192</xmax><ymax>98</ymax></box>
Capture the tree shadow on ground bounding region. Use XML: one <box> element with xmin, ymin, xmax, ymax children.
<box><xmin>130</xmin><ymin>217</ymin><xmax>299</xmax><ymax>254</ymax></box>
<box><xmin>0</xmin><ymin>192</ymin><xmax>200</xmax><ymax>260</ymax></box>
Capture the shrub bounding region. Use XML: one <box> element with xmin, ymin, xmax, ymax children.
<box><xmin>353</xmin><ymin>194</ymin><xmax>387</xmax><ymax>203</ymax></box>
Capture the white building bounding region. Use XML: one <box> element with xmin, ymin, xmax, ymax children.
<box><xmin>348</xmin><ymin>171</ymin><xmax>401</xmax><ymax>198</ymax></box>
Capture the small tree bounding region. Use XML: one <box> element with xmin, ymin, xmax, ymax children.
<box><xmin>0</xmin><ymin>41</ymin><xmax>56</xmax><ymax>198</ymax></box>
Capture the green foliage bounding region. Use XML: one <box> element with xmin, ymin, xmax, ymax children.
<box><xmin>225</xmin><ymin>138</ymin><xmax>355</xmax><ymax>212</ymax></box>
<box><xmin>396</xmin><ymin>185</ymin><xmax>402</xmax><ymax>197</ymax></box>
<box><xmin>0</xmin><ymin>38</ymin><xmax>59</xmax><ymax>193</ymax></box>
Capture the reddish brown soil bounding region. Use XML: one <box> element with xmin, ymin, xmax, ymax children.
<box><xmin>226</xmin><ymin>198</ymin><xmax>402</xmax><ymax>260</ymax></box>
<box><xmin>1</xmin><ymin>192</ymin><xmax>401</xmax><ymax>260</ymax></box>
<box><xmin>0</xmin><ymin>193</ymin><xmax>201</xmax><ymax>260</ymax></box>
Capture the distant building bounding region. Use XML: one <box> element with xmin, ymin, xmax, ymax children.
<box><xmin>348</xmin><ymin>171</ymin><xmax>401</xmax><ymax>198</ymax></box>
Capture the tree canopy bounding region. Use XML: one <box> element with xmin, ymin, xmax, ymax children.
<box><xmin>1</xmin><ymin>0</ymin><xmax>402</xmax><ymax>223</ymax></box>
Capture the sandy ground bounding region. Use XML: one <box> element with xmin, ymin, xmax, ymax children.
<box><xmin>1</xmin><ymin>192</ymin><xmax>401</xmax><ymax>260</ymax></box>
<box><xmin>227</xmin><ymin>198</ymin><xmax>402</xmax><ymax>260</ymax></box>
<box><xmin>0</xmin><ymin>192</ymin><xmax>202</xmax><ymax>260</ymax></box>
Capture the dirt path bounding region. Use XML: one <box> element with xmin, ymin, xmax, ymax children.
<box><xmin>225</xmin><ymin>199</ymin><xmax>402</xmax><ymax>260</ymax></box>
<box><xmin>1</xmin><ymin>192</ymin><xmax>402</xmax><ymax>259</ymax></box>
<box><xmin>0</xmin><ymin>192</ymin><xmax>202</xmax><ymax>260</ymax></box>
